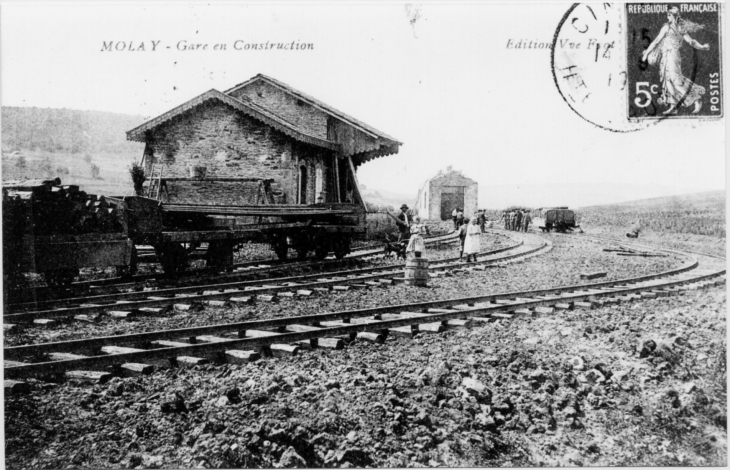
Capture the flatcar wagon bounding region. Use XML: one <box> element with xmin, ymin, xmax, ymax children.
<box><xmin>3</xmin><ymin>74</ymin><xmax>401</xmax><ymax>286</ymax></box>
<box><xmin>2</xmin><ymin>178</ymin><xmax>134</xmax><ymax>287</ymax></box>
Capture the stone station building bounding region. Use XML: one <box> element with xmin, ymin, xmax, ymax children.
<box><xmin>414</xmin><ymin>167</ymin><xmax>478</xmax><ymax>220</ymax></box>
<box><xmin>127</xmin><ymin>74</ymin><xmax>401</xmax><ymax>206</ymax></box>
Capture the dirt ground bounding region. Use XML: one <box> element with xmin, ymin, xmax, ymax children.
<box><xmin>4</xmin><ymin>232</ymin><xmax>726</xmax><ymax>469</ymax></box>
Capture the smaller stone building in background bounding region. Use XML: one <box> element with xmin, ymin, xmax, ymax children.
<box><xmin>414</xmin><ymin>167</ymin><xmax>478</xmax><ymax>220</ymax></box>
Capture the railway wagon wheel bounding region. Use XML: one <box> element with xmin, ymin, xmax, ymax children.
<box><xmin>115</xmin><ymin>245</ymin><xmax>138</xmax><ymax>279</ymax></box>
<box><xmin>313</xmin><ymin>238</ymin><xmax>330</xmax><ymax>260</ymax></box>
<box><xmin>206</xmin><ymin>240</ymin><xmax>234</xmax><ymax>272</ymax></box>
<box><xmin>155</xmin><ymin>242</ymin><xmax>189</xmax><ymax>277</ymax></box>
<box><xmin>270</xmin><ymin>234</ymin><xmax>289</xmax><ymax>261</ymax></box>
<box><xmin>291</xmin><ymin>231</ymin><xmax>312</xmax><ymax>261</ymax></box>
<box><xmin>44</xmin><ymin>268</ymin><xmax>78</xmax><ymax>288</ymax></box>
<box><xmin>332</xmin><ymin>235</ymin><xmax>351</xmax><ymax>260</ymax></box>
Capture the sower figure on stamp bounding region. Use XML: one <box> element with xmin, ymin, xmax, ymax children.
<box><xmin>641</xmin><ymin>6</ymin><xmax>710</xmax><ymax>115</ymax></box>
<box><xmin>406</xmin><ymin>216</ymin><xmax>426</xmax><ymax>258</ymax></box>
<box><xmin>395</xmin><ymin>204</ymin><xmax>411</xmax><ymax>243</ymax></box>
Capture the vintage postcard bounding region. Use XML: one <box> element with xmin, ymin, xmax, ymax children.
<box><xmin>1</xmin><ymin>1</ymin><xmax>726</xmax><ymax>469</ymax></box>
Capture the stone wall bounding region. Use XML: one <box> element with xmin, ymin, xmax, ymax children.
<box><xmin>229</xmin><ymin>81</ymin><xmax>328</xmax><ymax>140</ymax></box>
<box><xmin>144</xmin><ymin>100</ymin><xmax>337</xmax><ymax>204</ymax></box>
<box><xmin>417</xmin><ymin>172</ymin><xmax>479</xmax><ymax>221</ymax></box>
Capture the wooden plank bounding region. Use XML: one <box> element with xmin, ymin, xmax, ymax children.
<box><xmin>195</xmin><ymin>335</ymin><xmax>232</xmax><ymax>343</ymax></box>
<box><xmin>270</xmin><ymin>344</ymin><xmax>299</xmax><ymax>357</ymax></box>
<box><xmin>573</xmin><ymin>301</ymin><xmax>595</xmax><ymax>309</ymax></box>
<box><xmin>225</xmin><ymin>350</ymin><xmax>260</xmax><ymax>364</ymax></box>
<box><xmin>175</xmin><ymin>356</ymin><xmax>210</xmax><ymax>367</ymax></box>
<box><xmin>580</xmin><ymin>272</ymin><xmax>607</xmax><ymax>280</ymax></box>
<box><xmin>74</xmin><ymin>314</ymin><xmax>101</xmax><ymax>323</ymax></box>
<box><xmin>101</xmin><ymin>346</ymin><xmax>145</xmax><ymax>355</ymax></box>
<box><xmin>356</xmin><ymin>332</ymin><xmax>386</xmax><ymax>343</ymax></box>
<box><xmin>49</xmin><ymin>352</ymin><xmax>87</xmax><ymax>361</ymax></box>
<box><xmin>445</xmin><ymin>319</ymin><xmax>472</xmax><ymax>329</ymax></box>
<box><xmin>5</xmin><ymin>380</ymin><xmax>30</xmax><ymax>395</ymax></box>
<box><xmin>118</xmin><ymin>363</ymin><xmax>155</xmax><ymax>376</ymax></box>
<box><xmin>389</xmin><ymin>326</ymin><xmax>415</xmax><ymax>338</ymax></box>
<box><xmin>534</xmin><ymin>307</ymin><xmax>554</xmax><ymax>316</ymax></box>
<box><xmin>33</xmin><ymin>319</ymin><xmax>58</xmax><ymax>327</ymax></box>
<box><xmin>107</xmin><ymin>311</ymin><xmax>136</xmax><ymax>320</ymax></box>
<box><xmin>65</xmin><ymin>370</ymin><xmax>112</xmax><ymax>384</ymax></box>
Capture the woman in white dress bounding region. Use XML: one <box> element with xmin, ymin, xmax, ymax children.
<box><xmin>406</xmin><ymin>216</ymin><xmax>426</xmax><ymax>258</ymax></box>
<box><xmin>642</xmin><ymin>7</ymin><xmax>710</xmax><ymax>115</ymax></box>
<box><xmin>462</xmin><ymin>217</ymin><xmax>481</xmax><ymax>262</ymax></box>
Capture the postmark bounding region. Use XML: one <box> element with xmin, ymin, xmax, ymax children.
<box><xmin>551</xmin><ymin>3</ymin><xmax>723</xmax><ymax>132</ymax></box>
<box><xmin>625</xmin><ymin>3</ymin><xmax>723</xmax><ymax>120</ymax></box>
<box><xmin>552</xmin><ymin>3</ymin><xmax>649</xmax><ymax>132</ymax></box>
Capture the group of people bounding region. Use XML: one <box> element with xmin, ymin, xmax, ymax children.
<box><xmin>449</xmin><ymin>206</ymin><xmax>486</xmax><ymax>262</ymax></box>
<box><xmin>502</xmin><ymin>209</ymin><xmax>532</xmax><ymax>232</ymax></box>
<box><xmin>395</xmin><ymin>203</ymin><xmax>484</xmax><ymax>262</ymax></box>
<box><xmin>452</xmin><ymin>208</ymin><xmax>490</xmax><ymax>234</ymax></box>
<box><xmin>395</xmin><ymin>204</ymin><xmax>426</xmax><ymax>258</ymax></box>
<box><xmin>458</xmin><ymin>217</ymin><xmax>481</xmax><ymax>262</ymax></box>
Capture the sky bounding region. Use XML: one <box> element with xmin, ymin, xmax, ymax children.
<box><xmin>1</xmin><ymin>1</ymin><xmax>726</xmax><ymax>207</ymax></box>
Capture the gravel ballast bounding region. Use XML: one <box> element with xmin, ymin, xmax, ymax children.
<box><xmin>5</xmin><ymin>231</ymin><xmax>725</xmax><ymax>468</ymax></box>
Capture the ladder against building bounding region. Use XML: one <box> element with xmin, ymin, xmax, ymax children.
<box><xmin>147</xmin><ymin>165</ymin><xmax>163</xmax><ymax>200</ymax></box>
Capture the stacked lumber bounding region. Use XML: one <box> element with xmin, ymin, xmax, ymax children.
<box><xmin>3</xmin><ymin>178</ymin><xmax>126</xmax><ymax>236</ymax></box>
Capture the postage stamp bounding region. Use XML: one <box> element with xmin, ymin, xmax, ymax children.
<box><xmin>625</xmin><ymin>3</ymin><xmax>723</xmax><ymax>120</ymax></box>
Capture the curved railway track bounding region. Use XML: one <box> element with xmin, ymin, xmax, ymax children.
<box><xmin>3</xmin><ymin>230</ymin><xmax>545</xmax><ymax>326</ymax></box>
<box><xmin>6</xmin><ymin>231</ymin><xmax>462</xmax><ymax>308</ymax></box>
<box><xmin>4</xmin><ymin>232</ymin><xmax>724</xmax><ymax>387</ymax></box>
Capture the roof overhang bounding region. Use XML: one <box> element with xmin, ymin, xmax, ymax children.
<box><xmin>126</xmin><ymin>89</ymin><xmax>341</xmax><ymax>151</ymax></box>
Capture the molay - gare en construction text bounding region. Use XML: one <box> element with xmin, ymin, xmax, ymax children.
<box><xmin>100</xmin><ymin>40</ymin><xmax>314</xmax><ymax>52</ymax></box>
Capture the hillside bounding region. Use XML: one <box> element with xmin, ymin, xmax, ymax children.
<box><xmin>1</xmin><ymin>107</ymin><xmax>145</xmax><ymax>195</ymax></box>
<box><xmin>576</xmin><ymin>190</ymin><xmax>725</xmax><ymax>256</ymax></box>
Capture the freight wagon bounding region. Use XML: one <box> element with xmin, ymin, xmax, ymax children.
<box><xmin>3</xmin><ymin>74</ymin><xmax>401</xmax><ymax>286</ymax></box>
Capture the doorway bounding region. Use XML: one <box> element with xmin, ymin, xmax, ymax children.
<box><xmin>299</xmin><ymin>165</ymin><xmax>308</xmax><ymax>204</ymax></box>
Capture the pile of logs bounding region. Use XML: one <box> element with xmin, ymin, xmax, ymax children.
<box><xmin>2</xmin><ymin>178</ymin><xmax>126</xmax><ymax>236</ymax></box>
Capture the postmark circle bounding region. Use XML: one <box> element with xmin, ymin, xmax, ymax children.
<box><xmin>551</xmin><ymin>3</ymin><xmax>653</xmax><ymax>132</ymax></box>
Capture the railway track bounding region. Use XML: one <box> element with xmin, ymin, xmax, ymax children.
<box><xmin>4</xmin><ymin>233</ymin><xmax>724</xmax><ymax>389</ymax></box>
<box><xmin>6</xmin><ymin>231</ymin><xmax>461</xmax><ymax>307</ymax></box>
<box><xmin>3</xmin><ymin>230</ymin><xmax>543</xmax><ymax>326</ymax></box>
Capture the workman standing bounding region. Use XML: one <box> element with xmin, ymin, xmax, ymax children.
<box><xmin>478</xmin><ymin>210</ymin><xmax>487</xmax><ymax>233</ymax></box>
<box><xmin>515</xmin><ymin>210</ymin><xmax>523</xmax><ymax>232</ymax></box>
<box><xmin>456</xmin><ymin>208</ymin><xmax>464</xmax><ymax>228</ymax></box>
<box><xmin>452</xmin><ymin>208</ymin><xmax>458</xmax><ymax>229</ymax></box>
<box><xmin>396</xmin><ymin>204</ymin><xmax>411</xmax><ymax>242</ymax></box>
<box><xmin>522</xmin><ymin>210</ymin><xmax>532</xmax><ymax>232</ymax></box>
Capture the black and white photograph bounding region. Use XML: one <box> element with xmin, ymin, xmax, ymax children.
<box><xmin>1</xmin><ymin>1</ymin><xmax>726</xmax><ymax>468</ymax></box>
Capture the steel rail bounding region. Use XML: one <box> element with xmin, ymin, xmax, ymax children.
<box><xmin>6</xmin><ymin>230</ymin><xmax>462</xmax><ymax>311</ymax></box>
<box><xmin>4</xmin><ymin>248</ymin><xmax>723</xmax><ymax>381</ymax></box>
<box><xmin>3</xmin><ymin>235</ymin><xmax>541</xmax><ymax>324</ymax></box>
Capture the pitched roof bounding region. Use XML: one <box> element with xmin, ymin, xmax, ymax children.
<box><xmin>225</xmin><ymin>74</ymin><xmax>402</xmax><ymax>145</ymax></box>
<box><xmin>428</xmin><ymin>170</ymin><xmax>477</xmax><ymax>184</ymax></box>
<box><xmin>126</xmin><ymin>89</ymin><xmax>340</xmax><ymax>150</ymax></box>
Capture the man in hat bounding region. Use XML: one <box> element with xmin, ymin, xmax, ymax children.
<box><xmin>396</xmin><ymin>204</ymin><xmax>411</xmax><ymax>242</ymax></box>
